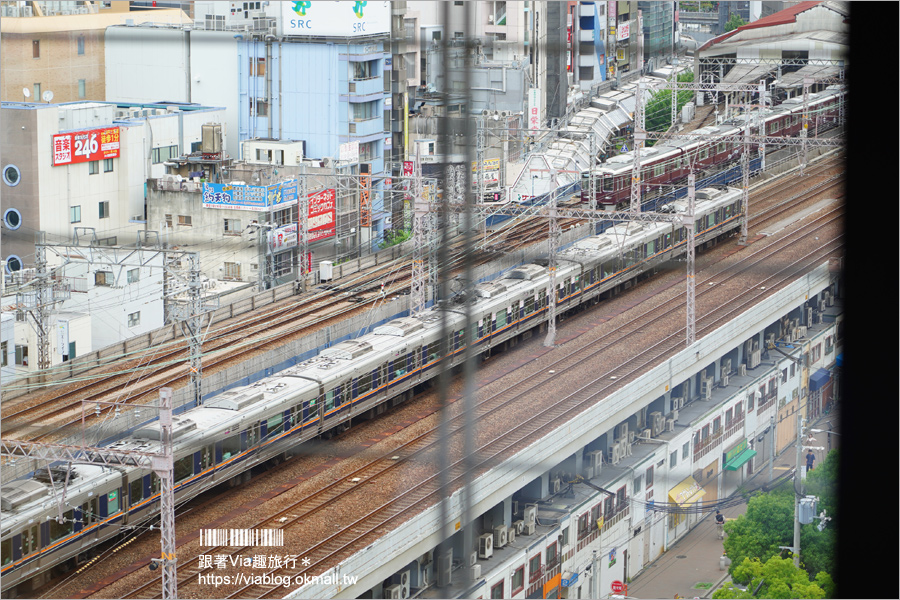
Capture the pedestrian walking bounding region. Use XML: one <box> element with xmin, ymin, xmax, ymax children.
<box><xmin>806</xmin><ymin>450</ymin><xmax>815</xmax><ymax>471</ymax></box>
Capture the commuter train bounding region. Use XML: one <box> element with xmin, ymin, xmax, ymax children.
<box><xmin>0</xmin><ymin>185</ymin><xmax>746</xmax><ymax>595</ymax></box>
<box><xmin>581</xmin><ymin>85</ymin><xmax>844</xmax><ymax>209</ymax></box>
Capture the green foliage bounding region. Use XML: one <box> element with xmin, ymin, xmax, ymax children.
<box><xmin>644</xmin><ymin>72</ymin><xmax>695</xmax><ymax>142</ymax></box>
<box><xmin>723</xmin><ymin>487</ymin><xmax>795</xmax><ymax>580</ymax></box>
<box><xmin>377</xmin><ymin>228</ymin><xmax>411</xmax><ymax>249</ymax></box>
<box><xmin>720</xmin><ymin>556</ymin><xmax>829</xmax><ymax>599</ymax></box>
<box><xmin>724</xmin><ymin>13</ymin><xmax>746</xmax><ymax>32</ymax></box>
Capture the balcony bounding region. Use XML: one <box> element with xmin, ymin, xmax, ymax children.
<box><xmin>347</xmin><ymin>117</ymin><xmax>383</xmax><ymax>138</ymax></box>
<box><xmin>347</xmin><ymin>76</ymin><xmax>383</xmax><ymax>98</ymax></box>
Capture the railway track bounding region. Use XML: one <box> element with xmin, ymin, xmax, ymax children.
<box><xmin>104</xmin><ymin>179</ymin><xmax>844</xmax><ymax>599</ymax></box>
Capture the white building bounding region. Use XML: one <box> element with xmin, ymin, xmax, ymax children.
<box><xmin>0</xmin><ymin>101</ymin><xmax>226</xmax><ymax>273</ymax></box>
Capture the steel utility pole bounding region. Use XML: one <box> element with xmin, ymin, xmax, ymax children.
<box><xmin>0</xmin><ymin>388</ymin><xmax>178</xmax><ymax>598</ymax></box>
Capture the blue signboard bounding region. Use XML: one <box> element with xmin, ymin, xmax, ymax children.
<box><xmin>202</xmin><ymin>180</ymin><xmax>298</xmax><ymax>212</ymax></box>
<box><xmin>562</xmin><ymin>572</ymin><xmax>579</xmax><ymax>588</ymax></box>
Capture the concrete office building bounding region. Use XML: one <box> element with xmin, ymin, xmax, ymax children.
<box><xmin>105</xmin><ymin>2</ymin><xmax>394</xmax><ymax>249</ymax></box>
<box><xmin>0</xmin><ymin>101</ymin><xmax>226</xmax><ymax>271</ymax></box>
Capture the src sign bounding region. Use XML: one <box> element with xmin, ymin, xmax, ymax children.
<box><xmin>52</xmin><ymin>127</ymin><xmax>120</xmax><ymax>166</ymax></box>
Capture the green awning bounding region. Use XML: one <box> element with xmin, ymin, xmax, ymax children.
<box><xmin>724</xmin><ymin>448</ymin><xmax>757</xmax><ymax>471</ymax></box>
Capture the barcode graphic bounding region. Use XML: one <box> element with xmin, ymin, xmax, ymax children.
<box><xmin>200</xmin><ymin>528</ymin><xmax>284</xmax><ymax>547</ymax></box>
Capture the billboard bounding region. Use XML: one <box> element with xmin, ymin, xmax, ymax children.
<box><xmin>265</xmin><ymin>188</ymin><xmax>336</xmax><ymax>251</ymax></box>
<box><xmin>308</xmin><ymin>188</ymin><xmax>336</xmax><ymax>242</ymax></box>
<box><xmin>202</xmin><ymin>180</ymin><xmax>298</xmax><ymax>211</ymax></box>
<box><xmin>53</xmin><ymin>126</ymin><xmax>120</xmax><ymax>166</ymax></box>
<box><xmin>283</xmin><ymin>1</ymin><xmax>390</xmax><ymax>37</ymax></box>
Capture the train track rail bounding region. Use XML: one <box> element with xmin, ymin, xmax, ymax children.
<box><xmin>110</xmin><ymin>184</ymin><xmax>844</xmax><ymax>599</ymax></box>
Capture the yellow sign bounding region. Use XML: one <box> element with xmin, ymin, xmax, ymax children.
<box><xmin>596</xmin><ymin>516</ymin><xmax>604</xmax><ymax>532</ymax></box>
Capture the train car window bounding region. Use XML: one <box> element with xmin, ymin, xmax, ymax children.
<box><xmin>48</xmin><ymin>510</ymin><xmax>75</xmax><ymax>543</ymax></box>
<box><xmin>426</xmin><ymin>341</ymin><xmax>440</xmax><ymax>362</ymax></box>
<box><xmin>602</xmin><ymin>177</ymin><xmax>613</xmax><ymax>192</ymax></box>
<box><xmin>130</xmin><ymin>478</ymin><xmax>143</xmax><ymax>504</ymax></box>
<box><xmin>717</xmin><ymin>142</ymin><xmax>726</xmax><ymax>154</ymax></box>
<box><xmin>357</xmin><ymin>373</ymin><xmax>373</xmax><ymax>396</ymax></box>
<box><xmin>495</xmin><ymin>310</ymin><xmax>506</xmax><ymax>328</ymax></box>
<box><xmin>573</xmin><ymin>275</ymin><xmax>581</xmax><ymax>292</ymax></box>
<box><xmin>202</xmin><ymin>445</ymin><xmax>213</xmax><ymax>468</ymax></box>
<box><xmin>325</xmin><ymin>389</ymin><xmax>336</xmax><ymax>411</ymax></box>
<box><xmin>222</xmin><ymin>434</ymin><xmax>241</xmax><ymax>460</ymax></box>
<box><xmin>267</xmin><ymin>414</ymin><xmax>283</xmax><ymax>435</ymax></box>
<box><xmin>653</xmin><ymin>163</ymin><xmax>664</xmax><ymax>177</ymax></box>
<box><xmin>174</xmin><ymin>456</ymin><xmax>193</xmax><ymax>483</ymax></box>
<box><xmin>699</xmin><ymin>148</ymin><xmax>708</xmax><ymax>161</ymax></box>
<box><xmin>524</xmin><ymin>295</ymin><xmax>535</xmax><ymax>315</ymax></box>
<box><xmin>1</xmin><ymin>539</ymin><xmax>11</xmax><ymax>565</ymax></box>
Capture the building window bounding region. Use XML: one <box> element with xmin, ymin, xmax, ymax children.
<box><xmin>77</xmin><ymin>35</ymin><xmax>85</xmax><ymax>55</ymax></box>
<box><xmin>511</xmin><ymin>566</ymin><xmax>524</xmax><ymax>595</ymax></box>
<box><xmin>490</xmin><ymin>581</ymin><xmax>504</xmax><ymax>599</ymax></box>
<box><xmin>70</xmin><ymin>206</ymin><xmax>81</xmax><ymax>223</ymax></box>
<box><xmin>33</xmin><ymin>83</ymin><xmax>41</xmax><ymax>99</ymax></box>
<box><xmin>250</xmin><ymin>57</ymin><xmax>266</xmax><ymax>77</ymax></box>
<box><xmin>1</xmin><ymin>341</ymin><xmax>7</xmax><ymax>367</ymax></box>
<box><xmin>529</xmin><ymin>554</ymin><xmax>542</xmax><ymax>579</ymax></box>
<box><xmin>178</xmin><ymin>215</ymin><xmax>192</xmax><ymax>226</ymax></box>
<box><xmin>95</xmin><ymin>271</ymin><xmax>113</xmax><ymax>286</ymax></box>
<box><xmin>151</xmin><ymin>145</ymin><xmax>178</xmax><ymax>164</ymax></box>
<box><xmin>713</xmin><ymin>416</ymin><xmax>721</xmax><ymax>433</ymax></box>
<box><xmin>127</xmin><ymin>312</ymin><xmax>141</xmax><ymax>327</ymax></box>
<box><xmin>3</xmin><ymin>165</ymin><xmax>21</xmax><ymax>186</ymax></box>
<box><xmin>33</xmin><ymin>40</ymin><xmax>40</xmax><ymax>58</ymax></box>
<box><xmin>78</xmin><ymin>79</ymin><xmax>86</xmax><ymax>99</ymax></box>
<box><xmin>670</xmin><ymin>451</ymin><xmax>677</xmax><ymax>468</ymax></box>
<box><xmin>99</xmin><ymin>201</ymin><xmax>110</xmax><ymax>219</ymax></box>
<box><xmin>224</xmin><ymin>219</ymin><xmax>241</xmax><ymax>235</ymax></box>
<box><xmin>546</xmin><ymin>541</ymin><xmax>558</xmax><ymax>568</ymax></box>
<box><xmin>89</xmin><ymin>161</ymin><xmax>99</xmax><ymax>175</ymax></box>
<box><xmin>104</xmin><ymin>158</ymin><xmax>114</xmax><ymax>172</ymax></box>
<box><xmin>15</xmin><ymin>344</ymin><xmax>28</xmax><ymax>366</ymax></box>
<box><xmin>646</xmin><ymin>465</ymin><xmax>653</xmax><ymax>488</ymax></box>
<box><xmin>223</xmin><ymin>262</ymin><xmax>242</xmax><ymax>280</ymax></box>
<box><xmin>164</xmin><ymin>214</ymin><xmax>173</xmax><ymax>228</ymax></box>
<box><xmin>633</xmin><ymin>474</ymin><xmax>642</xmax><ymax>493</ymax></box>
<box><xmin>683</xmin><ymin>441</ymin><xmax>690</xmax><ymax>460</ymax></box>
<box><xmin>127</xmin><ymin>268</ymin><xmax>140</xmax><ymax>284</ymax></box>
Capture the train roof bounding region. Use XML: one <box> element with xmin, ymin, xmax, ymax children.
<box><xmin>1</xmin><ymin>464</ymin><xmax>118</xmax><ymax>523</ymax></box>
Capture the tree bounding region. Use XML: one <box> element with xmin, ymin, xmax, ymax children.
<box><xmin>724</xmin><ymin>13</ymin><xmax>746</xmax><ymax>32</ymax></box>
<box><xmin>723</xmin><ymin>450</ymin><xmax>839</xmax><ymax>583</ymax></box>
<box><xmin>644</xmin><ymin>72</ymin><xmax>695</xmax><ymax>143</ymax></box>
<box><xmin>723</xmin><ymin>487</ymin><xmax>795</xmax><ymax>575</ymax></box>
<box><xmin>713</xmin><ymin>555</ymin><xmax>830</xmax><ymax>599</ymax></box>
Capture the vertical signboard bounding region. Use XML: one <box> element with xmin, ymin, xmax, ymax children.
<box><xmin>359</xmin><ymin>173</ymin><xmax>371</xmax><ymax>227</ymax></box>
<box><xmin>528</xmin><ymin>88</ymin><xmax>541</xmax><ymax>131</ymax></box>
<box><xmin>57</xmin><ymin>319</ymin><xmax>69</xmax><ymax>358</ymax></box>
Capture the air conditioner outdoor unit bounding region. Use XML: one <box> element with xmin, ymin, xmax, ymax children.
<box><xmin>671</xmin><ymin>409</ymin><xmax>679</xmax><ymax>422</ymax></box>
<box><xmin>513</xmin><ymin>520</ymin><xmax>525</xmax><ymax>535</ymax></box>
<box><xmin>550</xmin><ymin>477</ymin><xmax>561</xmax><ymax>495</ymax></box>
<box><xmin>721</xmin><ymin>373</ymin><xmax>730</xmax><ymax>387</ymax></box>
<box><xmin>398</xmin><ymin>571</ymin><xmax>410</xmax><ymax>598</ymax></box>
<box><xmin>471</xmin><ymin>563</ymin><xmax>482</xmax><ymax>580</ymax></box>
<box><xmin>739</xmin><ymin>364</ymin><xmax>747</xmax><ymax>376</ymax></box>
<box><xmin>609</xmin><ymin>445</ymin><xmax>621</xmax><ymax>465</ymax></box>
<box><xmin>749</xmin><ymin>349</ymin><xmax>761</xmax><ymax>369</ymax></box>
<box><xmin>478</xmin><ymin>533</ymin><xmax>494</xmax><ymax>559</ymax></box>
<box><xmin>722</xmin><ymin>358</ymin><xmax>732</xmax><ymax>374</ymax></box>
<box><xmin>493</xmin><ymin>525</ymin><xmax>508</xmax><ymax>548</ymax></box>
<box><xmin>524</xmin><ymin>505</ymin><xmax>537</xmax><ymax>526</ymax></box>
<box><xmin>385</xmin><ymin>584</ymin><xmax>402</xmax><ymax>599</ymax></box>
<box><xmin>616</xmin><ymin>422</ymin><xmax>629</xmax><ymax>441</ymax></box>
<box><xmin>628</xmin><ymin>431</ymin><xmax>636</xmax><ymax>444</ymax></box>
<box><xmin>650</xmin><ymin>411</ymin><xmax>664</xmax><ymax>437</ymax></box>
<box><xmin>640</xmin><ymin>428</ymin><xmax>652</xmax><ymax>440</ymax></box>
<box><xmin>469</xmin><ymin>550</ymin><xmax>478</xmax><ymax>567</ymax></box>
<box><xmin>437</xmin><ymin>551</ymin><xmax>453</xmax><ymax>587</ymax></box>
<box><xmin>511</xmin><ymin>500</ymin><xmax>519</xmax><ymax>516</ymax></box>
<box><xmin>765</xmin><ymin>333</ymin><xmax>776</xmax><ymax>348</ymax></box>
<box><xmin>507</xmin><ymin>527</ymin><xmax>516</xmax><ymax>544</ymax></box>
<box><xmin>666</xmin><ymin>418</ymin><xmax>675</xmax><ymax>432</ymax></box>
<box><xmin>797</xmin><ymin>326</ymin><xmax>807</xmax><ymax>339</ymax></box>
<box><xmin>588</xmin><ymin>450</ymin><xmax>604</xmax><ymax>471</ymax></box>
<box><xmin>523</xmin><ymin>522</ymin><xmax>536</xmax><ymax>535</ymax></box>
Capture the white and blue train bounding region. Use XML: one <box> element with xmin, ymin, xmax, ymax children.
<box><xmin>0</xmin><ymin>185</ymin><xmax>745</xmax><ymax>595</ymax></box>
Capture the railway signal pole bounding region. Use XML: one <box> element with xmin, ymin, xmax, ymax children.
<box><xmin>0</xmin><ymin>388</ymin><xmax>178</xmax><ymax>599</ymax></box>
